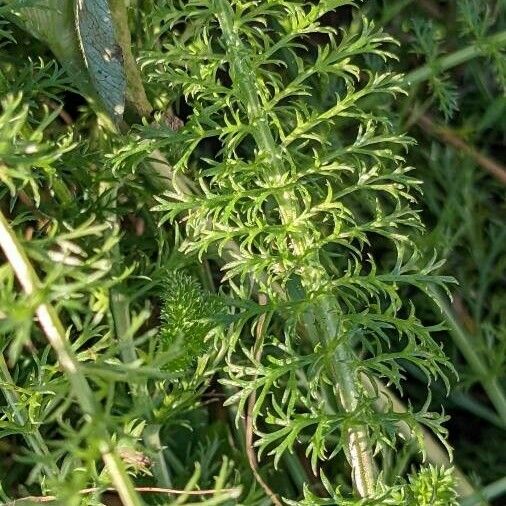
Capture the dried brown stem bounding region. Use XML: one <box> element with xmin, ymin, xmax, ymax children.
<box><xmin>244</xmin><ymin>294</ymin><xmax>283</xmax><ymax>506</ymax></box>
<box><xmin>7</xmin><ymin>486</ymin><xmax>242</xmax><ymax>505</ymax></box>
<box><xmin>41</xmin><ymin>98</ymin><xmax>73</xmax><ymax>125</ymax></box>
<box><xmin>419</xmin><ymin>0</ymin><xmax>443</xmax><ymax>19</ymax></box>
<box><xmin>418</xmin><ymin>114</ymin><xmax>506</xmax><ymax>185</ymax></box>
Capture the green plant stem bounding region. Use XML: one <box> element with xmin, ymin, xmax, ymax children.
<box><xmin>214</xmin><ymin>0</ymin><xmax>377</xmax><ymax>497</ymax></box>
<box><xmin>0</xmin><ymin>210</ymin><xmax>143</xmax><ymax>506</ymax></box>
<box><xmin>405</xmin><ymin>30</ymin><xmax>506</xmax><ymax>85</ymax></box>
<box><xmin>97</xmin><ymin>59</ymin><xmax>172</xmax><ymax>484</ymax></box>
<box><xmin>100</xmin><ymin>0</ymin><xmax>222</xmax><ymax>468</ymax></box>
<box><xmin>0</xmin><ymin>354</ymin><xmax>59</xmax><ymax>478</ymax></box>
<box><xmin>317</xmin><ymin>300</ymin><xmax>377</xmax><ymax>496</ymax></box>
<box><xmin>111</xmin><ymin>290</ymin><xmax>138</xmax><ymax>364</ymax></box>
<box><xmin>110</xmin><ymin>267</ymin><xmax>172</xmax><ymax>489</ymax></box>
<box><xmin>430</xmin><ymin>289</ymin><xmax>506</xmax><ymax>427</ymax></box>
<box><xmin>461</xmin><ymin>477</ymin><xmax>506</xmax><ymax>506</ymax></box>
<box><xmin>143</xmin><ymin>424</ymin><xmax>172</xmax><ymax>487</ymax></box>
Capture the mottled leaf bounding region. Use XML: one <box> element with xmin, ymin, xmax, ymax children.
<box><xmin>75</xmin><ymin>0</ymin><xmax>125</xmax><ymax>121</ymax></box>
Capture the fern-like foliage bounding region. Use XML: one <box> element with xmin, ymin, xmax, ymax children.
<box><xmin>143</xmin><ymin>0</ymin><xmax>455</xmax><ymax>500</ymax></box>
<box><xmin>287</xmin><ymin>464</ymin><xmax>457</xmax><ymax>505</ymax></box>
<box><xmin>457</xmin><ymin>0</ymin><xmax>506</xmax><ymax>93</ymax></box>
<box><xmin>159</xmin><ymin>270</ymin><xmax>224</xmax><ymax>372</ymax></box>
<box><xmin>406</xmin><ymin>0</ymin><xmax>505</xmax><ymax>119</ymax></box>
<box><xmin>409</xmin><ymin>19</ymin><xmax>459</xmax><ymax>120</ymax></box>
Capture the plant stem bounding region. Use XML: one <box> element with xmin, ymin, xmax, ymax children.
<box><xmin>143</xmin><ymin>424</ymin><xmax>172</xmax><ymax>487</ymax></box>
<box><xmin>214</xmin><ymin>0</ymin><xmax>377</xmax><ymax>496</ymax></box>
<box><xmin>94</xmin><ymin>37</ymin><xmax>173</xmax><ymax>481</ymax></box>
<box><xmin>108</xmin><ymin>0</ymin><xmax>153</xmax><ymax>119</ymax></box>
<box><xmin>6</xmin><ymin>485</ymin><xmax>242</xmax><ymax>504</ymax></box>
<box><xmin>430</xmin><ymin>288</ymin><xmax>506</xmax><ymax>427</ymax></box>
<box><xmin>244</xmin><ymin>295</ymin><xmax>283</xmax><ymax>506</ymax></box>
<box><xmin>461</xmin><ymin>477</ymin><xmax>506</xmax><ymax>506</ymax></box>
<box><xmin>0</xmin><ymin>210</ymin><xmax>143</xmax><ymax>506</ymax></box>
<box><xmin>108</xmin><ymin>231</ymin><xmax>172</xmax><ymax>488</ymax></box>
<box><xmin>109</xmin><ymin>260</ymin><xmax>172</xmax><ymax>489</ymax></box>
<box><xmin>316</xmin><ymin>300</ymin><xmax>377</xmax><ymax>496</ymax></box>
<box><xmin>405</xmin><ymin>30</ymin><xmax>506</xmax><ymax>85</ymax></box>
<box><xmin>417</xmin><ymin>114</ymin><xmax>506</xmax><ymax>185</ymax></box>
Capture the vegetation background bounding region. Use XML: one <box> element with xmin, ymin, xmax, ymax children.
<box><xmin>0</xmin><ymin>0</ymin><xmax>504</xmax><ymax>505</ymax></box>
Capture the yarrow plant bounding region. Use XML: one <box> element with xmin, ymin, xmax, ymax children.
<box><xmin>148</xmin><ymin>0</ymin><xmax>454</xmax><ymax>500</ymax></box>
<box><xmin>4</xmin><ymin>0</ymin><xmax>504</xmax><ymax>504</ymax></box>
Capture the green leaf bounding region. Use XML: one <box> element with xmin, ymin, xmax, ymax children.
<box><xmin>75</xmin><ymin>0</ymin><xmax>126</xmax><ymax>122</ymax></box>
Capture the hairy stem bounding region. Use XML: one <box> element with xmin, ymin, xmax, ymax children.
<box><xmin>0</xmin><ymin>210</ymin><xmax>143</xmax><ymax>506</ymax></box>
<box><xmin>214</xmin><ymin>0</ymin><xmax>377</xmax><ymax>496</ymax></box>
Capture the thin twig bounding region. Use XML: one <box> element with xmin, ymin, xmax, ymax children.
<box><xmin>41</xmin><ymin>98</ymin><xmax>73</xmax><ymax>125</ymax></box>
<box><xmin>417</xmin><ymin>114</ymin><xmax>506</xmax><ymax>185</ymax></box>
<box><xmin>244</xmin><ymin>294</ymin><xmax>283</xmax><ymax>506</ymax></box>
<box><xmin>6</xmin><ymin>486</ymin><xmax>242</xmax><ymax>504</ymax></box>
